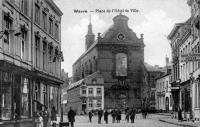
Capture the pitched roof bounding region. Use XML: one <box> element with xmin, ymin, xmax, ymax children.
<box><xmin>144</xmin><ymin>62</ymin><xmax>164</xmax><ymax>72</ymax></box>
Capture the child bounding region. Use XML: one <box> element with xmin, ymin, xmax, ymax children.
<box><xmin>38</xmin><ymin>112</ymin><xmax>43</xmax><ymax>127</ymax></box>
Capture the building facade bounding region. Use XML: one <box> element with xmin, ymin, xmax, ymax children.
<box><xmin>187</xmin><ymin>0</ymin><xmax>200</xmax><ymax>120</ymax></box>
<box><xmin>168</xmin><ymin>18</ymin><xmax>193</xmax><ymax>119</ymax></box>
<box><xmin>0</xmin><ymin>0</ymin><xmax>63</xmax><ymax>126</ymax></box>
<box><xmin>145</xmin><ymin>63</ymin><xmax>165</xmax><ymax>111</ymax></box>
<box><xmin>156</xmin><ymin>74</ymin><xmax>172</xmax><ymax>112</ymax></box>
<box><xmin>72</xmin><ymin>14</ymin><xmax>148</xmax><ymax>110</ymax></box>
<box><xmin>168</xmin><ymin>0</ymin><xmax>200</xmax><ymax>120</ymax></box>
<box><xmin>67</xmin><ymin>72</ymin><xmax>104</xmax><ymax>115</ymax></box>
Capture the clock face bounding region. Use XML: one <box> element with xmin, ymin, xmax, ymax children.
<box><xmin>117</xmin><ymin>33</ymin><xmax>125</xmax><ymax>41</ymax></box>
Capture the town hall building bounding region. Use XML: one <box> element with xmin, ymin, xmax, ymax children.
<box><xmin>68</xmin><ymin>14</ymin><xmax>150</xmax><ymax>112</ymax></box>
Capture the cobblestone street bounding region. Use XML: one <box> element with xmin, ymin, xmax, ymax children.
<box><xmin>63</xmin><ymin>114</ymin><xmax>181</xmax><ymax>127</ymax></box>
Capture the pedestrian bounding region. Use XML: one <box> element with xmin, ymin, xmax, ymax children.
<box><xmin>130</xmin><ymin>108</ymin><xmax>136</xmax><ymax>123</ymax></box>
<box><xmin>104</xmin><ymin>110</ymin><xmax>109</xmax><ymax>124</ymax></box>
<box><xmin>178</xmin><ymin>107</ymin><xmax>182</xmax><ymax>122</ymax></box>
<box><xmin>68</xmin><ymin>107</ymin><xmax>76</xmax><ymax>127</ymax></box>
<box><xmin>116</xmin><ymin>109</ymin><xmax>121</xmax><ymax>123</ymax></box>
<box><xmin>111</xmin><ymin>109</ymin><xmax>116</xmax><ymax>123</ymax></box>
<box><xmin>98</xmin><ymin>108</ymin><xmax>103</xmax><ymax>124</ymax></box>
<box><xmin>42</xmin><ymin>106</ymin><xmax>49</xmax><ymax>127</ymax></box>
<box><xmin>125</xmin><ymin>109</ymin><xmax>130</xmax><ymax>123</ymax></box>
<box><xmin>36</xmin><ymin>112</ymin><xmax>43</xmax><ymax>127</ymax></box>
<box><xmin>39</xmin><ymin>112</ymin><xmax>44</xmax><ymax>127</ymax></box>
<box><xmin>88</xmin><ymin>111</ymin><xmax>93</xmax><ymax>122</ymax></box>
<box><xmin>50</xmin><ymin>106</ymin><xmax>57</xmax><ymax>127</ymax></box>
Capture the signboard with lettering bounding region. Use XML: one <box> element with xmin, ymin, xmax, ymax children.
<box><xmin>180</xmin><ymin>53</ymin><xmax>200</xmax><ymax>62</ymax></box>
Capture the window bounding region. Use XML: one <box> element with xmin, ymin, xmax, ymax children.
<box><xmin>166</xmin><ymin>81</ymin><xmax>168</xmax><ymax>92</ymax></box>
<box><xmin>21</xmin><ymin>31</ymin><xmax>27</xmax><ymax>60</ymax></box>
<box><xmin>35</xmin><ymin>37</ymin><xmax>40</xmax><ymax>67</ymax></box>
<box><xmin>43</xmin><ymin>42</ymin><xmax>47</xmax><ymax>70</ymax></box>
<box><xmin>55</xmin><ymin>23</ymin><xmax>59</xmax><ymax>40</ymax></box>
<box><xmin>0</xmin><ymin>72</ymin><xmax>12</xmax><ymax>120</ymax></box>
<box><xmin>35</xmin><ymin>4</ymin><xmax>40</xmax><ymax>25</ymax></box>
<box><xmin>21</xmin><ymin>0</ymin><xmax>28</xmax><ymax>16</ymax></box>
<box><xmin>97</xmin><ymin>100</ymin><xmax>101</xmax><ymax>108</ymax></box>
<box><xmin>97</xmin><ymin>88</ymin><xmax>101</xmax><ymax>95</ymax></box>
<box><xmin>88</xmin><ymin>88</ymin><xmax>93</xmax><ymax>96</ymax></box>
<box><xmin>89</xmin><ymin>100</ymin><xmax>93</xmax><ymax>108</ymax></box>
<box><xmin>116</xmin><ymin>53</ymin><xmax>127</xmax><ymax>76</ymax></box>
<box><xmin>50</xmin><ymin>86</ymin><xmax>58</xmax><ymax>112</ymax></box>
<box><xmin>42</xmin><ymin>84</ymin><xmax>47</xmax><ymax>106</ymax></box>
<box><xmin>49</xmin><ymin>18</ymin><xmax>53</xmax><ymax>35</ymax></box>
<box><xmin>82</xmin><ymin>88</ymin><xmax>86</xmax><ymax>95</ymax></box>
<box><xmin>89</xmin><ymin>61</ymin><xmax>92</xmax><ymax>74</ymax></box>
<box><xmin>3</xmin><ymin>14</ymin><xmax>12</xmax><ymax>53</ymax></box>
<box><xmin>34</xmin><ymin>82</ymin><xmax>39</xmax><ymax>101</ymax></box>
<box><xmin>42</xmin><ymin>12</ymin><xmax>47</xmax><ymax>31</ymax></box>
<box><xmin>21</xmin><ymin>77</ymin><xmax>29</xmax><ymax>118</ymax></box>
<box><xmin>48</xmin><ymin>45</ymin><xmax>53</xmax><ymax>73</ymax></box>
<box><xmin>81</xmin><ymin>64</ymin><xmax>84</xmax><ymax>78</ymax></box>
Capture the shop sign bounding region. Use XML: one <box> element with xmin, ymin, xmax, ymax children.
<box><xmin>171</xmin><ymin>86</ymin><xmax>180</xmax><ymax>90</ymax></box>
<box><xmin>180</xmin><ymin>53</ymin><xmax>200</xmax><ymax>62</ymax></box>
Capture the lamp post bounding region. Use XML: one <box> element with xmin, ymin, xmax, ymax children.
<box><xmin>0</xmin><ymin>29</ymin><xmax>22</xmax><ymax>39</ymax></box>
<box><xmin>176</xmin><ymin>79</ymin><xmax>181</xmax><ymax>109</ymax></box>
<box><xmin>190</xmin><ymin>73</ymin><xmax>195</xmax><ymax>121</ymax></box>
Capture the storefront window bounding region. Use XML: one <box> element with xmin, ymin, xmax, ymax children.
<box><xmin>43</xmin><ymin>84</ymin><xmax>47</xmax><ymax>106</ymax></box>
<box><xmin>14</xmin><ymin>75</ymin><xmax>21</xmax><ymax>119</ymax></box>
<box><xmin>0</xmin><ymin>72</ymin><xmax>12</xmax><ymax>120</ymax></box>
<box><xmin>50</xmin><ymin>86</ymin><xmax>58</xmax><ymax>112</ymax></box>
<box><xmin>21</xmin><ymin>78</ymin><xmax>29</xmax><ymax>118</ymax></box>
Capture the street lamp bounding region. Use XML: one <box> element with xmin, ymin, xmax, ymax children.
<box><xmin>0</xmin><ymin>29</ymin><xmax>22</xmax><ymax>39</ymax></box>
<box><xmin>190</xmin><ymin>73</ymin><xmax>195</xmax><ymax>121</ymax></box>
<box><xmin>176</xmin><ymin>79</ymin><xmax>181</xmax><ymax>109</ymax></box>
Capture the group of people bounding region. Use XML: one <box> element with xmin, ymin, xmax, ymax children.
<box><xmin>35</xmin><ymin>106</ymin><xmax>57</xmax><ymax>127</ymax></box>
<box><xmin>88</xmin><ymin>109</ymin><xmax>121</xmax><ymax>124</ymax></box>
<box><xmin>110</xmin><ymin>109</ymin><xmax>122</xmax><ymax>123</ymax></box>
<box><xmin>87</xmin><ymin>107</ymin><xmax>137</xmax><ymax>124</ymax></box>
<box><xmin>125</xmin><ymin>107</ymin><xmax>137</xmax><ymax>123</ymax></box>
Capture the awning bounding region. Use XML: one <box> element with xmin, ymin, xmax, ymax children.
<box><xmin>68</xmin><ymin>79</ymin><xmax>85</xmax><ymax>90</ymax></box>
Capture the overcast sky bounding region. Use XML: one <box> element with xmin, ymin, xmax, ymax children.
<box><xmin>54</xmin><ymin>0</ymin><xmax>191</xmax><ymax>76</ymax></box>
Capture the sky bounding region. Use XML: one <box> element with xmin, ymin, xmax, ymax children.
<box><xmin>54</xmin><ymin>0</ymin><xmax>191</xmax><ymax>76</ymax></box>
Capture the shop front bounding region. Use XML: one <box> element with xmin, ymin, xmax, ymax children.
<box><xmin>0</xmin><ymin>61</ymin><xmax>33</xmax><ymax>127</ymax></box>
<box><xmin>0</xmin><ymin>61</ymin><xmax>63</xmax><ymax>127</ymax></box>
<box><xmin>180</xmin><ymin>80</ymin><xmax>192</xmax><ymax>120</ymax></box>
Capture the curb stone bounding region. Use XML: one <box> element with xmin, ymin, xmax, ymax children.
<box><xmin>159</xmin><ymin>119</ymin><xmax>196</xmax><ymax>127</ymax></box>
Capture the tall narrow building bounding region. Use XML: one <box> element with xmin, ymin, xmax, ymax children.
<box><xmin>0</xmin><ymin>0</ymin><xmax>63</xmax><ymax>126</ymax></box>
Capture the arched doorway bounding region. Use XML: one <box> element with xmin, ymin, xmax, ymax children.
<box><xmin>166</xmin><ymin>97</ymin><xmax>169</xmax><ymax>112</ymax></box>
<box><xmin>117</xmin><ymin>93</ymin><xmax>127</xmax><ymax>109</ymax></box>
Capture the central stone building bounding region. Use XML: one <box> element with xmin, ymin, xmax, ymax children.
<box><xmin>72</xmin><ymin>14</ymin><xmax>147</xmax><ymax>110</ymax></box>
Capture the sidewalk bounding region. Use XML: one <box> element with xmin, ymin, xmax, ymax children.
<box><xmin>155</xmin><ymin>113</ymin><xmax>171</xmax><ymax>116</ymax></box>
<box><xmin>159</xmin><ymin>118</ymin><xmax>200</xmax><ymax>127</ymax></box>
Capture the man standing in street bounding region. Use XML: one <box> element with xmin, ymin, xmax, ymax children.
<box><xmin>88</xmin><ymin>111</ymin><xmax>93</xmax><ymax>122</ymax></box>
<box><xmin>111</xmin><ymin>109</ymin><xmax>116</xmax><ymax>123</ymax></box>
<box><xmin>68</xmin><ymin>107</ymin><xmax>76</xmax><ymax>127</ymax></box>
<box><xmin>104</xmin><ymin>110</ymin><xmax>109</xmax><ymax>124</ymax></box>
<box><xmin>130</xmin><ymin>107</ymin><xmax>136</xmax><ymax>123</ymax></box>
<box><xmin>98</xmin><ymin>108</ymin><xmax>103</xmax><ymax>124</ymax></box>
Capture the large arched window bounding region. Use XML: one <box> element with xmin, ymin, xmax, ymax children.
<box><xmin>116</xmin><ymin>53</ymin><xmax>127</xmax><ymax>76</ymax></box>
